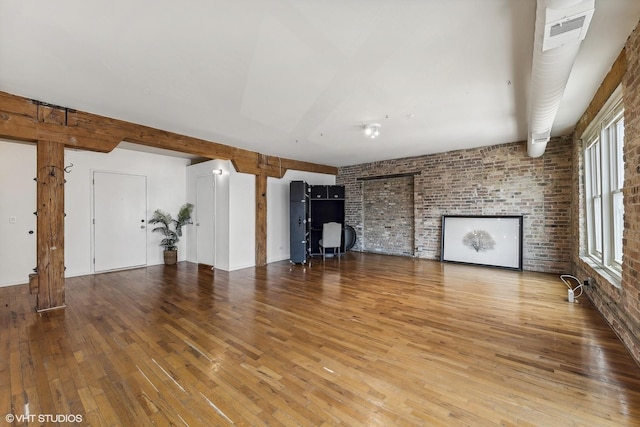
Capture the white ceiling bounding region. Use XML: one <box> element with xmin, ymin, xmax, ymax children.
<box><xmin>1</xmin><ymin>1</ymin><xmax>639</xmax><ymax>167</ymax></box>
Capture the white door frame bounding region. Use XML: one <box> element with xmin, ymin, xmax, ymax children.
<box><xmin>196</xmin><ymin>173</ymin><xmax>217</xmax><ymax>268</ymax></box>
<box><xmin>92</xmin><ymin>170</ymin><xmax>148</xmax><ymax>272</ymax></box>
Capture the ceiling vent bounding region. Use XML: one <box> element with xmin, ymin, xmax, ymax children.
<box><xmin>527</xmin><ymin>0</ymin><xmax>595</xmax><ymax>158</ymax></box>
<box><xmin>543</xmin><ymin>6</ymin><xmax>594</xmax><ymax>51</ymax></box>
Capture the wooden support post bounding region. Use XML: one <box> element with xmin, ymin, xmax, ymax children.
<box><xmin>0</xmin><ymin>89</ymin><xmax>339</xmax><ymax>295</ymax></box>
<box><xmin>256</xmin><ymin>173</ymin><xmax>268</xmax><ymax>267</ymax></box>
<box><xmin>35</xmin><ymin>140</ymin><xmax>66</xmax><ymax>312</ymax></box>
<box><xmin>28</xmin><ymin>273</ymin><xmax>39</xmax><ymax>295</ymax></box>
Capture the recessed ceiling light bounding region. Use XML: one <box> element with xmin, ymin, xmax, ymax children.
<box><xmin>363</xmin><ymin>123</ymin><xmax>380</xmax><ymax>139</ymax></box>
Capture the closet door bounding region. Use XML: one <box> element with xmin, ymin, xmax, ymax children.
<box><xmin>93</xmin><ymin>171</ymin><xmax>147</xmax><ymax>272</ymax></box>
<box><xmin>196</xmin><ymin>174</ymin><xmax>215</xmax><ymax>267</ymax></box>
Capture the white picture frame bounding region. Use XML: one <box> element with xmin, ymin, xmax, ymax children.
<box><xmin>441</xmin><ymin>215</ymin><xmax>523</xmax><ymax>270</ymax></box>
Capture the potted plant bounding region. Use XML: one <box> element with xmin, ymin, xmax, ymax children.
<box><xmin>149</xmin><ymin>203</ymin><xmax>194</xmax><ymax>265</ymax></box>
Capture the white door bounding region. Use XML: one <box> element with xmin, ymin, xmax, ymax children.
<box><xmin>196</xmin><ymin>174</ymin><xmax>215</xmax><ymax>266</ymax></box>
<box><xmin>93</xmin><ymin>171</ymin><xmax>147</xmax><ymax>272</ymax></box>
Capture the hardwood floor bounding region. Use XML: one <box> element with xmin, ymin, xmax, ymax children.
<box><xmin>1</xmin><ymin>253</ymin><xmax>639</xmax><ymax>426</ymax></box>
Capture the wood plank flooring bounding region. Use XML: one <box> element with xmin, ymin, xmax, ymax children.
<box><xmin>1</xmin><ymin>253</ymin><xmax>640</xmax><ymax>426</ymax></box>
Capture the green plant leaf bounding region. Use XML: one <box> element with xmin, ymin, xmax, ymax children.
<box><xmin>149</xmin><ymin>203</ymin><xmax>194</xmax><ymax>251</ymax></box>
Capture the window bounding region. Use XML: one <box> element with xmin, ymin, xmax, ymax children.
<box><xmin>583</xmin><ymin>89</ymin><xmax>624</xmax><ymax>281</ymax></box>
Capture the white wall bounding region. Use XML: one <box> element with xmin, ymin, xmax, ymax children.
<box><xmin>1</xmin><ymin>138</ymin><xmax>336</xmax><ymax>286</ymax></box>
<box><xmin>186</xmin><ymin>159</ymin><xmax>254</xmax><ymax>271</ymax></box>
<box><xmin>229</xmin><ymin>171</ymin><xmax>255</xmax><ymax>270</ymax></box>
<box><xmin>266</xmin><ymin>170</ymin><xmax>335</xmax><ymax>263</ymax></box>
<box><xmin>215</xmin><ymin>165</ymin><xmax>231</xmax><ymax>270</ymax></box>
<box><xmin>65</xmin><ymin>147</ymin><xmax>190</xmax><ymax>276</ymax></box>
<box><xmin>185</xmin><ymin>164</ymin><xmax>202</xmax><ymax>264</ymax></box>
<box><xmin>186</xmin><ymin>159</ymin><xmax>230</xmax><ymax>269</ymax></box>
<box><xmin>0</xmin><ymin>140</ymin><xmax>190</xmax><ymax>287</ymax></box>
<box><xmin>0</xmin><ymin>140</ymin><xmax>37</xmax><ymax>287</ymax></box>
<box><xmin>187</xmin><ymin>161</ymin><xmax>328</xmax><ymax>269</ymax></box>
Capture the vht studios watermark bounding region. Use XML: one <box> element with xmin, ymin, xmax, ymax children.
<box><xmin>5</xmin><ymin>413</ymin><xmax>83</xmax><ymax>424</ymax></box>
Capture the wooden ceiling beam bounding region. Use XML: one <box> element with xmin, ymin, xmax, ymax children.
<box><xmin>0</xmin><ymin>90</ymin><xmax>338</xmax><ymax>177</ymax></box>
<box><xmin>0</xmin><ymin>91</ymin><xmax>39</xmax><ymax>143</ymax></box>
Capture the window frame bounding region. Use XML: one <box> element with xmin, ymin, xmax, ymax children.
<box><xmin>582</xmin><ymin>87</ymin><xmax>624</xmax><ymax>284</ymax></box>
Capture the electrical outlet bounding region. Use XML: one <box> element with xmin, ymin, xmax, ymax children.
<box><xmin>584</xmin><ymin>277</ymin><xmax>593</xmax><ymax>286</ymax></box>
<box><xmin>9</xmin><ymin>216</ymin><xmax>16</xmax><ymax>224</ymax></box>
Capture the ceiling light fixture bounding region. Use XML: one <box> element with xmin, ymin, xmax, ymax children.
<box><xmin>363</xmin><ymin>123</ymin><xmax>380</xmax><ymax>139</ymax></box>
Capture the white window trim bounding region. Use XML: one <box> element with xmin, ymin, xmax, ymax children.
<box><xmin>581</xmin><ymin>85</ymin><xmax>624</xmax><ymax>287</ymax></box>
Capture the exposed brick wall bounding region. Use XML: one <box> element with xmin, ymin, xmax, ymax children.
<box><xmin>574</xmin><ymin>19</ymin><xmax>640</xmax><ymax>366</ymax></box>
<box><xmin>362</xmin><ymin>176</ymin><xmax>414</xmax><ymax>256</ymax></box>
<box><xmin>338</xmin><ymin>136</ymin><xmax>573</xmax><ymax>273</ymax></box>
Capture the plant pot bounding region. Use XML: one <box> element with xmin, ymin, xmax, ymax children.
<box><xmin>164</xmin><ymin>250</ymin><xmax>177</xmax><ymax>265</ymax></box>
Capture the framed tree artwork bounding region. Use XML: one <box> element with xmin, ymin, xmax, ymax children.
<box><xmin>441</xmin><ymin>215</ymin><xmax>523</xmax><ymax>270</ymax></box>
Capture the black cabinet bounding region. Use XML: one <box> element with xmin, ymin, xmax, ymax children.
<box><xmin>328</xmin><ymin>186</ymin><xmax>345</xmax><ymax>199</ymax></box>
<box><xmin>310</xmin><ymin>185</ymin><xmax>328</xmax><ymax>199</ymax></box>
<box><xmin>309</xmin><ymin>194</ymin><xmax>345</xmax><ymax>255</ymax></box>
<box><xmin>289</xmin><ymin>181</ymin><xmax>309</xmax><ymax>263</ymax></box>
<box><xmin>290</xmin><ymin>181</ymin><xmax>345</xmax><ymax>263</ymax></box>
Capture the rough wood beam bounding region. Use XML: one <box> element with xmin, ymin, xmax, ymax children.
<box><xmin>232</xmin><ymin>155</ymin><xmax>337</xmax><ymax>178</ymax></box>
<box><xmin>256</xmin><ymin>173</ymin><xmax>268</xmax><ymax>267</ymax></box>
<box><xmin>1</xmin><ymin>89</ymin><xmax>337</xmax><ymax>277</ymax></box>
<box><xmin>231</xmin><ymin>155</ymin><xmax>283</xmax><ymax>177</ymax></box>
<box><xmin>265</xmin><ymin>155</ymin><xmax>337</xmax><ymax>177</ymax></box>
<box><xmin>1</xmin><ymin>90</ymin><xmax>336</xmax><ymax>177</ymax></box>
<box><xmin>0</xmin><ymin>91</ymin><xmax>39</xmax><ymax>142</ymax></box>
<box><xmin>36</xmin><ymin>121</ymin><xmax>121</xmax><ymax>152</ymax></box>
<box><xmin>0</xmin><ymin>91</ymin><xmax>122</xmax><ymax>150</ymax></box>
<box><xmin>77</xmin><ymin>112</ymin><xmax>245</xmax><ymax>159</ymax></box>
<box><xmin>575</xmin><ymin>48</ymin><xmax>626</xmax><ymax>138</ymax></box>
<box><xmin>35</xmin><ymin>140</ymin><xmax>66</xmax><ymax>312</ymax></box>
<box><xmin>232</xmin><ymin>156</ymin><xmax>285</xmax><ymax>177</ymax></box>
